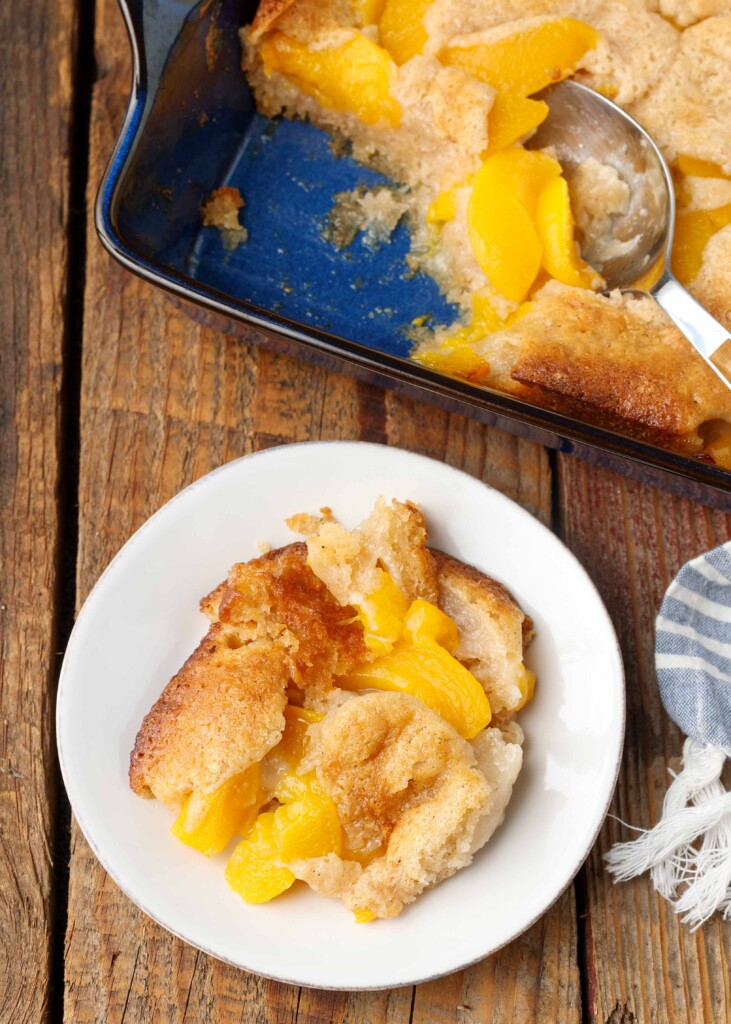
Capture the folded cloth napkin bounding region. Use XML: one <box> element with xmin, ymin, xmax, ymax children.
<box><xmin>605</xmin><ymin>541</ymin><xmax>731</xmax><ymax>929</ymax></box>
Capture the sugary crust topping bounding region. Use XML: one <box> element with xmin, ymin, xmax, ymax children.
<box><xmin>131</xmin><ymin>543</ymin><xmax>371</xmax><ymax>806</ymax></box>
<box><xmin>129</xmin><ymin>627</ymin><xmax>288</xmax><ymax>805</ymax></box>
<box><xmin>315</xmin><ymin>690</ymin><xmax>481</xmax><ymax>852</ymax></box>
<box><xmin>249</xmin><ymin>0</ymin><xmax>298</xmax><ymax>40</ymax></box>
<box><xmin>306</xmin><ymin>497</ymin><xmax>439</xmax><ymax>607</ymax></box>
<box><xmin>208</xmin><ymin>542</ymin><xmax>371</xmax><ymax>696</ymax></box>
<box><xmin>631</xmin><ymin>16</ymin><xmax>731</xmax><ymax>174</ymax></box>
<box><xmin>490</xmin><ymin>283</ymin><xmax>731</xmax><ymax>449</ymax></box>
<box><xmin>296</xmin><ymin>691</ymin><xmax>523</xmax><ymax>917</ymax></box>
<box><xmin>690</xmin><ymin>226</ymin><xmax>731</xmax><ymax>332</ymax></box>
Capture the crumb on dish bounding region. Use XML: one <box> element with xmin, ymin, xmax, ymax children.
<box><xmin>201</xmin><ymin>185</ymin><xmax>248</xmax><ymax>251</ymax></box>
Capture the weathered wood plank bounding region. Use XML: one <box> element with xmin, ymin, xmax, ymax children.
<box><xmin>64</xmin><ymin>0</ymin><xmax>575</xmax><ymax>1019</ymax></box>
<box><xmin>558</xmin><ymin>458</ymin><xmax>731</xmax><ymax>1024</ymax></box>
<box><xmin>0</xmin><ymin>0</ymin><xmax>77</xmax><ymax>1021</ymax></box>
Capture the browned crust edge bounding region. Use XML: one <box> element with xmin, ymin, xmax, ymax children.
<box><xmin>432</xmin><ymin>548</ymin><xmax>534</xmax><ymax>647</ymax></box>
<box><xmin>249</xmin><ymin>0</ymin><xmax>298</xmax><ymax>41</ymax></box>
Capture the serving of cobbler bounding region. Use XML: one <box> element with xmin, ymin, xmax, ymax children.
<box><xmin>130</xmin><ymin>499</ymin><xmax>534</xmax><ymax>920</ymax></box>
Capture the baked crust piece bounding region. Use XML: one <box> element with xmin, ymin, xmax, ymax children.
<box><xmin>129</xmin><ymin>625</ymin><xmax>288</xmax><ymax>804</ymax></box>
<box><xmin>130</xmin><ymin>543</ymin><xmax>370</xmax><ymax>807</ymax></box>
<box><xmin>249</xmin><ymin>0</ymin><xmax>297</xmax><ymax>40</ymax></box>
<box><xmin>631</xmin><ymin>16</ymin><xmax>731</xmax><ymax>174</ymax></box>
<box><xmin>295</xmin><ymin>691</ymin><xmax>523</xmax><ymax>917</ymax></box>
<box><xmin>495</xmin><ymin>283</ymin><xmax>731</xmax><ymax>452</ymax></box>
<box><xmin>433</xmin><ymin>550</ymin><xmax>533</xmax><ymax>715</ymax></box>
<box><xmin>304</xmin><ymin>497</ymin><xmax>439</xmax><ymax>607</ymax></box>
<box><xmin>202</xmin><ymin>542</ymin><xmax>371</xmax><ymax>697</ymax></box>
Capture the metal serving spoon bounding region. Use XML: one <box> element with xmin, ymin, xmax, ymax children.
<box><xmin>526</xmin><ymin>79</ymin><xmax>731</xmax><ymax>391</ymax></box>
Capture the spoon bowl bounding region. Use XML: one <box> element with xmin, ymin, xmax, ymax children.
<box><xmin>527</xmin><ymin>79</ymin><xmax>731</xmax><ymax>391</ymax></box>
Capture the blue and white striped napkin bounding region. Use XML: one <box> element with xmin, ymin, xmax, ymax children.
<box><xmin>605</xmin><ymin>542</ymin><xmax>731</xmax><ymax>929</ymax></box>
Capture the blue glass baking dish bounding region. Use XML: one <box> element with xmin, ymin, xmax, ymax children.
<box><xmin>98</xmin><ymin>0</ymin><xmax>731</xmax><ymax>508</ymax></box>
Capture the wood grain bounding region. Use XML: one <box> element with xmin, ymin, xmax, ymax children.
<box><xmin>63</xmin><ymin>2</ymin><xmax>578</xmax><ymax>1018</ymax></box>
<box><xmin>0</xmin><ymin>1</ymin><xmax>77</xmax><ymax>1021</ymax></box>
<box><xmin>558</xmin><ymin>457</ymin><xmax>731</xmax><ymax>1024</ymax></box>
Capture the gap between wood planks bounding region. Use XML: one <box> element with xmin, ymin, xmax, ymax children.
<box><xmin>548</xmin><ymin>446</ymin><xmax>595</xmax><ymax>1024</ymax></box>
<box><xmin>48</xmin><ymin>0</ymin><xmax>97</xmax><ymax>1020</ymax></box>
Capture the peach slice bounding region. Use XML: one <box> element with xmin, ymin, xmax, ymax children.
<box><xmin>225</xmin><ymin>812</ymin><xmax>296</xmax><ymax>903</ymax></box>
<box><xmin>171</xmin><ymin>765</ymin><xmax>261</xmax><ymax>857</ymax></box>
<box><xmin>276</xmin><ymin>704</ymin><xmax>323</xmax><ymax>768</ymax></box>
<box><xmin>676</xmin><ymin>155</ymin><xmax>730</xmax><ymax>180</ymax></box>
<box><xmin>356</xmin><ymin>569</ymin><xmax>410</xmax><ymax>655</ymax></box>
<box><xmin>472</xmin><ymin>148</ymin><xmax>562</xmax><ymax>215</ymax></box>
<box><xmin>469</xmin><ymin>193</ymin><xmax>540</xmax><ymax>303</ymax></box>
<box><xmin>514</xmin><ymin>667</ymin><xmax>536</xmax><ymax>712</ymax></box>
<box><xmin>226</xmin><ymin>775</ymin><xmax>342</xmax><ymax>904</ymax></box>
<box><xmin>467</xmin><ymin>150</ymin><xmax>561</xmax><ymax>301</ymax></box>
<box><xmin>349</xmin><ymin>0</ymin><xmax>387</xmax><ymax>27</ymax></box>
<box><xmin>417</xmin><ymin>342</ymin><xmax>492</xmax><ymax>383</ymax></box>
<box><xmin>416</xmin><ymin>295</ymin><xmax>530</xmax><ymax>381</ymax></box>
<box><xmin>535</xmin><ymin>177</ymin><xmax>602</xmax><ymax>289</ymax></box>
<box><xmin>378</xmin><ymin>0</ymin><xmax>433</xmax><ymax>64</ymax></box>
<box><xmin>441</xmin><ymin>18</ymin><xmax>599</xmax><ymax>96</ymax></box>
<box><xmin>272</xmin><ymin>776</ymin><xmax>343</xmax><ymax>863</ymax></box>
<box><xmin>672</xmin><ymin>204</ymin><xmax>731</xmax><ymax>284</ymax></box>
<box><xmin>339</xmin><ymin>596</ymin><xmax>491</xmax><ymax>739</ymax></box>
<box><xmin>260</xmin><ymin>31</ymin><xmax>401</xmax><ymax>127</ymax></box>
<box><xmin>426</xmin><ymin>184</ymin><xmax>463</xmax><ymax>224</ymax></box>
<box><xmin>485</xmin><ymin>92</ymin><xmax>549</xmax><ymax>154</ymax></box>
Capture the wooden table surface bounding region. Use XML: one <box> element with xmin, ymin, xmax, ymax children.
<box><xmin>3</xmin><ymin>1</ymin><xmax>731</xmax><ymax>1021</ymax></box>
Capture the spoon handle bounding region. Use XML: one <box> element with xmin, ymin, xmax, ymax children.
<box><xmin>651</xmin><ymin>273</ymin><xmax>731</xmax><ymax>391</ymax></box>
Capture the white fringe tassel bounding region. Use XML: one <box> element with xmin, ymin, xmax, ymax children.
<box><xmin>605</xmin><ymin>738</ymin><xmax>731</xmax><ymax>929</ymax></box>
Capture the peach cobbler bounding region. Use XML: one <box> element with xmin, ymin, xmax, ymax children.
<box><xmin>238</xmin><ymin>0</ymin><xmax>731</xmax><ymax>465</ymax></box>
<box><xmin>130</xmin><ymin>499</ymin><xmax>533</xmax><ymax>919</ymax></box>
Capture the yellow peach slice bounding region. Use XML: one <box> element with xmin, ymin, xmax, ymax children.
<box><xmin>415</xmin><ymin>295</ymin><xmax>530</xmax><ymax>381</ymax></box>
<box><xmin>353</xmin><ymin>907</ymin><xmax>377</xmax><ymax>923</ymax></box>
<box><xmin>171</xmin><ymin>765</ymin><xmax>261</xmax><ymax>857</ymax></box>
<box><xmin>485</xmin><ymin>93</ymin><xmax>549</xmax><ymax>154</ymax></box>
<box><xmin>272</xmin><ymin>778</ymin><xmax>342</xmax><ymax>862</ymax></box>
<box><xmin>260</xmin><ymin>31</ymin><xmax>401</xmax><ymax>127</ymax></box>
<box><xmin>417</xmin><ymin>343</ymin><xmax>492</xmax><ymax>383</ymax></box>
<box><xmin>513</xmin><ymin>666</ymin><xmax>536</xmax><ymax>712</ymax></box>
<box><xmin>426</xmin><ymin>187</ymin><xmax>460</xmax><ymax>225</ymax></box>
<box><xmin>379</xmin><ymin>0</ymin><xmax>433</xmax><ymax>64</ymax></box>
<box><xmin>226</xmin><ymin>775</ymin><xmax>342</xmax><ymax>904</ymax></box>
<box><xmin>468</xmin><ymin>194</ymin><xmax>540</xmax><ymax>302</ymax></box>
<box><xmin>467</xmin><ymin>151</ymin><xmax>560</xmax><ymax>301</ymax></box>
<box><xmin>276</xmin><ymin>704</ymin><xmax>323</xmax><ymax>768</ymax></box>
<box><xmin>356</xmin><ymin>569</ymin><xmax>409</xmax><ymax>655</ymax></box>
<box><xmin>672</xmin><ymin>204</ymin><xmax>731</xmax><ymax>284</ymax></box>
<box><xmin>472</xmin><ymin>148</ymin><xmax>562</xmax><ymax>215</ymax></box>
<box><xmin>535</xmin><ymin>177</ymin><xmax>602</xmax><ymax>289</ymax></box>
<box><xmin>676</xmin><ymin>155</ymin><xmax>730</xmax><ymax>180</ymax></box>
<box><xmin>225</xmin><ymin>812</ymin><xmax>296</xmax><ymax>903</ymax></box>
<box><xmin>441</xmin><ymin>18</ymin><xmax>599</xmax><ymax>96</ymax></box>
<box><xmin>349</xmin><ymin>0</ymin><xmax>387</xmax><ymax>27</ymax></box>
<box><xmin>338</xmin><ymin>597</ymin><xmax>491</xmax><ymax>739</ymax></box>
<box><xmin>404</xmin><ymin>599</ymin><xmax>459</xmax><ymax>650</ymax></box>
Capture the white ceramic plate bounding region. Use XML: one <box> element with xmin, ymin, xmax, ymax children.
<box><xmin>57</xmin><ymin>441</ymin><xmax>624</xmax><ymax>990</ymax></box>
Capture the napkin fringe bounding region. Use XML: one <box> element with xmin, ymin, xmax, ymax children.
<box><xmin>605</xmin><ymin>738</ymin><xmax>731</xmax><ymax>930</ymax></box>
